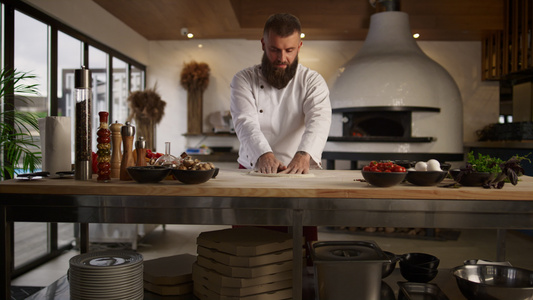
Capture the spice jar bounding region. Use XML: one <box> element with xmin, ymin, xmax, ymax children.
<box><xmin>96</xmin><ymin>111</ymin><xmax>111</xmax><ymax>182</ymax></box>
<box><xmin>74</xmin><ymin>66</ymin><xmax>92</xmax><ymax>181</ymax></box>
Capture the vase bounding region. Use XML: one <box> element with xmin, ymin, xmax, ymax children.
<box><xmin>187</xmin><ymin>89</ymin><xmax>203</xmax><ymax>134</ymax></box>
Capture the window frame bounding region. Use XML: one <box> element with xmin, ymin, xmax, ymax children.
<box><xmin>1</xmin><ymin>0</ymin><xmax>146</xmax><ymax>278</ymax></box>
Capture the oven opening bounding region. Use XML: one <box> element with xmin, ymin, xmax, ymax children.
<box><xmin>345</xmin><ymin>111</ymin><xmax>411</xmax><ymax>138</ymax></box>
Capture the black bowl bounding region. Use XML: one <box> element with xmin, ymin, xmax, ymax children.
<box><xmin>400</xmin><ymin>268</ymin><xmax>438</xmax><ymax>283</ymax></box>
<box><xmin>406</xmin><ymin>170</ymin><xmax>449</xmax><ymax>186</ymax></box>
<box><xmin>400</xmin><ymin>263</ymin><xmax>438</xmax><ymax>274</ymax></box>
<box><xmin>171</xmin><ymin>168</ymin><xmax>218</xmax><ymax>184</ymax></box>
<box><xmin>440</xmin><ymin>163</ymin><xmax>451</xmax><ymax>171</ymax></box>
<box><xmin>382</xmin><ymin>251</ymin><xmax>399</xmax><ymax>278</ymax></box>
<box><xmin>452</xmin><ymin>264</ymin><xmax>533</xmax><ymax>300</ymax></box>
<box><xmin>400</xmin><ymin>268</ymin><xmax>439</xmax><ymax>283</ymax></box>
<box><xmin>127</xmin><ymin>166</ymin><xmax>171</xmax><ymax>183</ymax></box>
<box><xmin>361</xmin><ymin>171</ymin><xmax>407</xmax><ymax>187</ymax></box>
<box><xmin>452</xmin><ymin>171</ymin><xmax>495</xmax><ymax>186</ymax></box>
<box><xmin>400</xmin><ymin>253</ymin><xmax>440</xmax><ymax>269</ymax></box>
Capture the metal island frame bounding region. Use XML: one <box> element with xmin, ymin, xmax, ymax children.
<box><xmin>1</xmin><ymin>168</ymin><xmax>533</xmax><ymax>299</ymax></box>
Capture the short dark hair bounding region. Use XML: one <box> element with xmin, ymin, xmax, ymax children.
<box><xmin>263</xmin><ymin>13</ymin><xmax>301</xmax><ymax>39</ymax></box>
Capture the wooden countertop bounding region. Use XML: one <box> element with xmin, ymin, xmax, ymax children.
<box><xmin>1</xmin><ymin>169</ymin><xmax>532</xmax><ymax>201</ymax></box>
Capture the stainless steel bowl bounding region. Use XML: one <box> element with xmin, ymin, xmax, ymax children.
<box><xmin>452</xmin><ymin>264</ymin><xmax>533</xmax><ymax>300</ymax></box>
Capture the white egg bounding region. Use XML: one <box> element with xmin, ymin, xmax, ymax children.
<box><xmin>427</xmin><ymin>159</ymin><xmax>442</xmax><ymax>171</ymax></box>
<box><xmin>407</xmin><ymin>167</ymin><xmax>416</xmax><ymax>171</ymax></box>
<box><xmin>414</xmin><ymin>161</ymin><xmax>427</xmax><ymax>171</ymax></box>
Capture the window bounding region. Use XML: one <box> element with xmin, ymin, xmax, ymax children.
<box><xmin>112</xmin><ymin>57</ymin><xmax>128</xmax><ymax>123</ymax></box>
<box><xmin>58</xmin><ymin>31</ymin><xmax>82</xmax><ymax>163</ymax></box>
<box><xmin>1</xmin><ymin>0</ymin><xmax>146</xmax><ymax>277</ymax></box>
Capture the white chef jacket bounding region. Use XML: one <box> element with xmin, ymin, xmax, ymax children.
<box><xmin>230</xmin><ymin>64</ymin><xmax>332</xmax><ymax>169</ymax></box>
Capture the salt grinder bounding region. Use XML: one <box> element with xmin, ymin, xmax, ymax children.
<box><xmin>135</xmin><ymin>136</ymin><xmax>147</xmax><ymax>166</ymax></box>
<box><xmin>120</xmin><ymin>122</ymin><xmax>135</xmax><ymax>180</ymax></box>
<box><xmin>110</xmin><ymin>121</ymin><xmax>123</xmax><ymax>178</ymax></box>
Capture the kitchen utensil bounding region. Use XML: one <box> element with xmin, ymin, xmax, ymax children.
<box><xmin>135</xmin><ymin>136</ymin><xmax>147</xmax><ymax>166</ymax></box>
<box><xmin>406</xmin><ymin>170</ymin><xmax>449</xmax><ymax>186</ymax></box>
<box><xmin>74</xmin><ymin>66</ymin><xmax>92</xmax><ymax>181</ymax></box>
<box><xmin>127</xmin><ymin>166</ymin><xmax>171</xmax><ymax>183</ymax></box>
<box><xmin>452</xmin><ymin>264</ymin><xmax>533</xmax><ymax>300</ymax></box>
<box><xmin>361</xmin><ymin>170</ymin><xmax>407</xmax><ymax>187</ymax></box>
<box><xmin>382</xmin><ymin>251</ymin><xmax>398</xmax><ymax>278</ymax></box>
<box><xmin>110</xmin><ymin>121</ymin><xmax>123</xmax><ymax>178</ymax></box>
<box><xmin>311</xmin><ymin>241</ymin><xmax>389</xmax><ymax>300</ymax></box>
<box><xmin>171</xmin><ymin>168</ymin><xmax>217</xmax><ymax>184</ymax></box>
<box><xmin>119</xmin><ymin>122</ymin><xmax>135</xmax><ymax>180</ymax></box>
<box><xmin>398</xmin><ymin>282</ymin><xmax>449</xmax><ymax>300</ymax></box>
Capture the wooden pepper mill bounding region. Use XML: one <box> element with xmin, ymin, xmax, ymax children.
<box><xmin>120</xmin><ymin>122</ymin><xmax>135</xmax><ymax>181</ymax></box>
<box><xmin>135</xmin><ymin>136</ymin><xmax>147</xmax><ymax>166</ymax></box>
<box><xmin>110</xmin><ymin>121</ymin><xmax>123</xmax><ymax>178</ymax></box>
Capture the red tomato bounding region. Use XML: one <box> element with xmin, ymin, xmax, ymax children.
<box><xmin>363</xmin><ymin>166</ymin><xmax>371</xmax><ymax>172</ymax></box>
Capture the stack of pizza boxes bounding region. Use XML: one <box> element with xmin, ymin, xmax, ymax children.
<box><xmin>193</xmin><ymin>227</ymin><xmax>295</xmax><ymax>300</ymax></box>
<box><xmin>143</xmin><ymin>253</ymin><xmax>197</xmax><ymax>298</ymax></box>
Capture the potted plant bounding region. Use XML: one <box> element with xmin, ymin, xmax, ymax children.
<box><xmin>453</xmin><ymin>151</ymin><xmax>530</xmax><ymax>188</ymax></box>
<box><xmin>0</xmin><ymin>68</ymin><xmax>41</xmax><ymax>180</ymax></box>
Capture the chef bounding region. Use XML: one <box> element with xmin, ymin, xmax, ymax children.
<box><xmin>230</xmin><ymin>13</ymin><xmax>332</xmax><ymax>175</ymax></box>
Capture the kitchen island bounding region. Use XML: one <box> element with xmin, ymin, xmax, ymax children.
<box><xmin>1</xmin><ymin>168</ymin><xmax>533</xmax><ymax>299</ymax></box>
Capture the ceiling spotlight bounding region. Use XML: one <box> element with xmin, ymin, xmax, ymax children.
<box><xmin>300</xmin><ymin>33</ymin><xmax>306</xmax><ymax>39</ymax></box>
<box><xmin>187</xmin><ymin>33</ymin><xmax>194</xmax><ymax>39</ymax></box>
<box><xmin>413</xmin><ymin>33</ymin><xmax>420</xmax><ymax>39</ymax></box>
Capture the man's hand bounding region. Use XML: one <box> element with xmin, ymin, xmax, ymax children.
<box><xmin>279</xmin><ymin>151</ymin><xmax>310</xmax><ymax>174</ymax></box>
<box><xmin>256</xmin><ymin>152</ymin><xmax>286</xmax><ymax>174</ymax></box>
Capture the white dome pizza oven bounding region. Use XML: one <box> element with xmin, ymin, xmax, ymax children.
<box><xmin>323</xmin><ymin>8</ymin><xmax>464</xmax><ymax>169</ymax></box>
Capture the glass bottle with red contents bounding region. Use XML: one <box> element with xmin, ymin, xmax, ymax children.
<box><xmin>96</xmin><ymin>111</ymin><xmax>111</xmax><ymax>182</ymax></box>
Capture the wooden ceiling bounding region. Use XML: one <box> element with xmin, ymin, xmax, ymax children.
<box><xmin>93</xmin><ymin>0</ymin><xmax>504</xmax><ymax>41</ymax></box>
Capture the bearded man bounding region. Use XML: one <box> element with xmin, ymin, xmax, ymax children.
<box><xmin>230</xmin><ymin>13</ymin><xmax>332</xmax><ymax>175</ymax></box>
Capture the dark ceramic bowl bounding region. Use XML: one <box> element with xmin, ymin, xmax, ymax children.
<box><xmin>127</xmin><ymin>166</ymin><xmax>171</xmax><ymax>183</ymax></box>
<box><xmin>452</xmin><ymin>264</ymin><xmax>533</xmax><ymax>300</ymax></box>
<box><xmin>406</xmin><ymin>171</ymin><xmax>449</xmax><ymax>186</ymax></box>
<box><xmin>361</xmin><ymin>171</ymin><xmax>407</xmax><ymax>187</ymax></box>
<box><xmin>382</xmin><ymin>251</ymin><xmax>399</xmax><ymax>278</ymax></box>
<box><xmin>171</xmin><ymin>167</ymin><xmax>218</xmax><ymax>184</ymax></box>
<box><xmin>440</xmin><ymin>163</ymin><xmax>451</xmax><ymax>171</ymax></box>
<box><xmin>451</xmin><ymin>171</ymin><xmax>495</xmax><ymax>186</ymax></box>
<box><xmin>400</xmin><ymin>253</ymin><xmax>440</xmax><ymax>283</ymax></box>
<box><xmin>400</xmin><ymin>268</ymin><xmax>438</xmax><ymax>283</ymax></box>
<box><xmin>400</xmin><ymin>253</ymin><xmax>440</xmax><ymax>269</ymax></box>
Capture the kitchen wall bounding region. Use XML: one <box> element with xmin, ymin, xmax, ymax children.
<box><xmin>25</xmin><ymin>0</ymin><xmax>500</xmax><ymax>158</ymax></box>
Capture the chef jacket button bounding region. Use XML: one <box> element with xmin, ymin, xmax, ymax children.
<box><xmin>259</xmin><ymin>109</ymin><xmax>263</xmax><ymax>113</ymax></box>
<box><xmin>260</xmin><ymin>85</ymin><xmax>264</xmax><ymax>89</ymax></box>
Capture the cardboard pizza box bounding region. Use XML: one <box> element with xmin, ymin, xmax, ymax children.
<box><xmin>196</xmin><ymin>245</ymin><xmax>295</xmax><ymax>267</ymax></box>
<box><xmin>144</xmin><ymin>280</ymin><xmax>193</xmax><ymax>296</ymax></box>
<box><xmin>193</xmin><ymin>273</ymin><xmax>291</xmax><ymax>297</ymax></box>
<box><xmin>197</xmin><ymin>227</ymin><xmax>293</xmax><ymax>256</ymax></box>
<box><xmin>194</xmin><ymin>282</ymin><xmax>292</xmax><ymax>300</ymax></box>
<box><xmin>192</xmin><ymin>262</ymin><xmax>291</xmax><ymax>288</ymax></box>
<box><xmin>196</xmin><ymin>255</ymin><xmax>292</xmax><ymax>278</ymax></box>
<box><xmin>143</xmin><ymin>254</ymin><xmax>196</xmax><ymax>285</ymax></box>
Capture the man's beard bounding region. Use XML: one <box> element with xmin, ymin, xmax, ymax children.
<box><xmin>261</xmin><ymin>53</ymin><xmax>298</xmax><ymax>89</ymax></box>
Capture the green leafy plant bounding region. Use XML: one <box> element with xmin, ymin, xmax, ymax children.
<box><xmin>456</xmin><ymin>151</ymin><xmax>530</xmax><ymax>189</ymax></box>
<box><xmin>0</xmin><ymin>68</ymin><xmax>42</xmax><ymax>179</ymax></box>
<box><xmin>465</xmin><ymin>151</ymin><xmax>504</xmax><ymax>174</ymax></box>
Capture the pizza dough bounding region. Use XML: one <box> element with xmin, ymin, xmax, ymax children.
<box><xmin>247</xmin><ymin>171</ymin><xmax>315</xmax><ymax>178</ymax></box>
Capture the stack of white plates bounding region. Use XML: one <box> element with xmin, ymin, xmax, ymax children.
<box><xmin>69</xmin><ymin>250</ymin><xmax>144</xmax><ymax>300</ymax></box>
